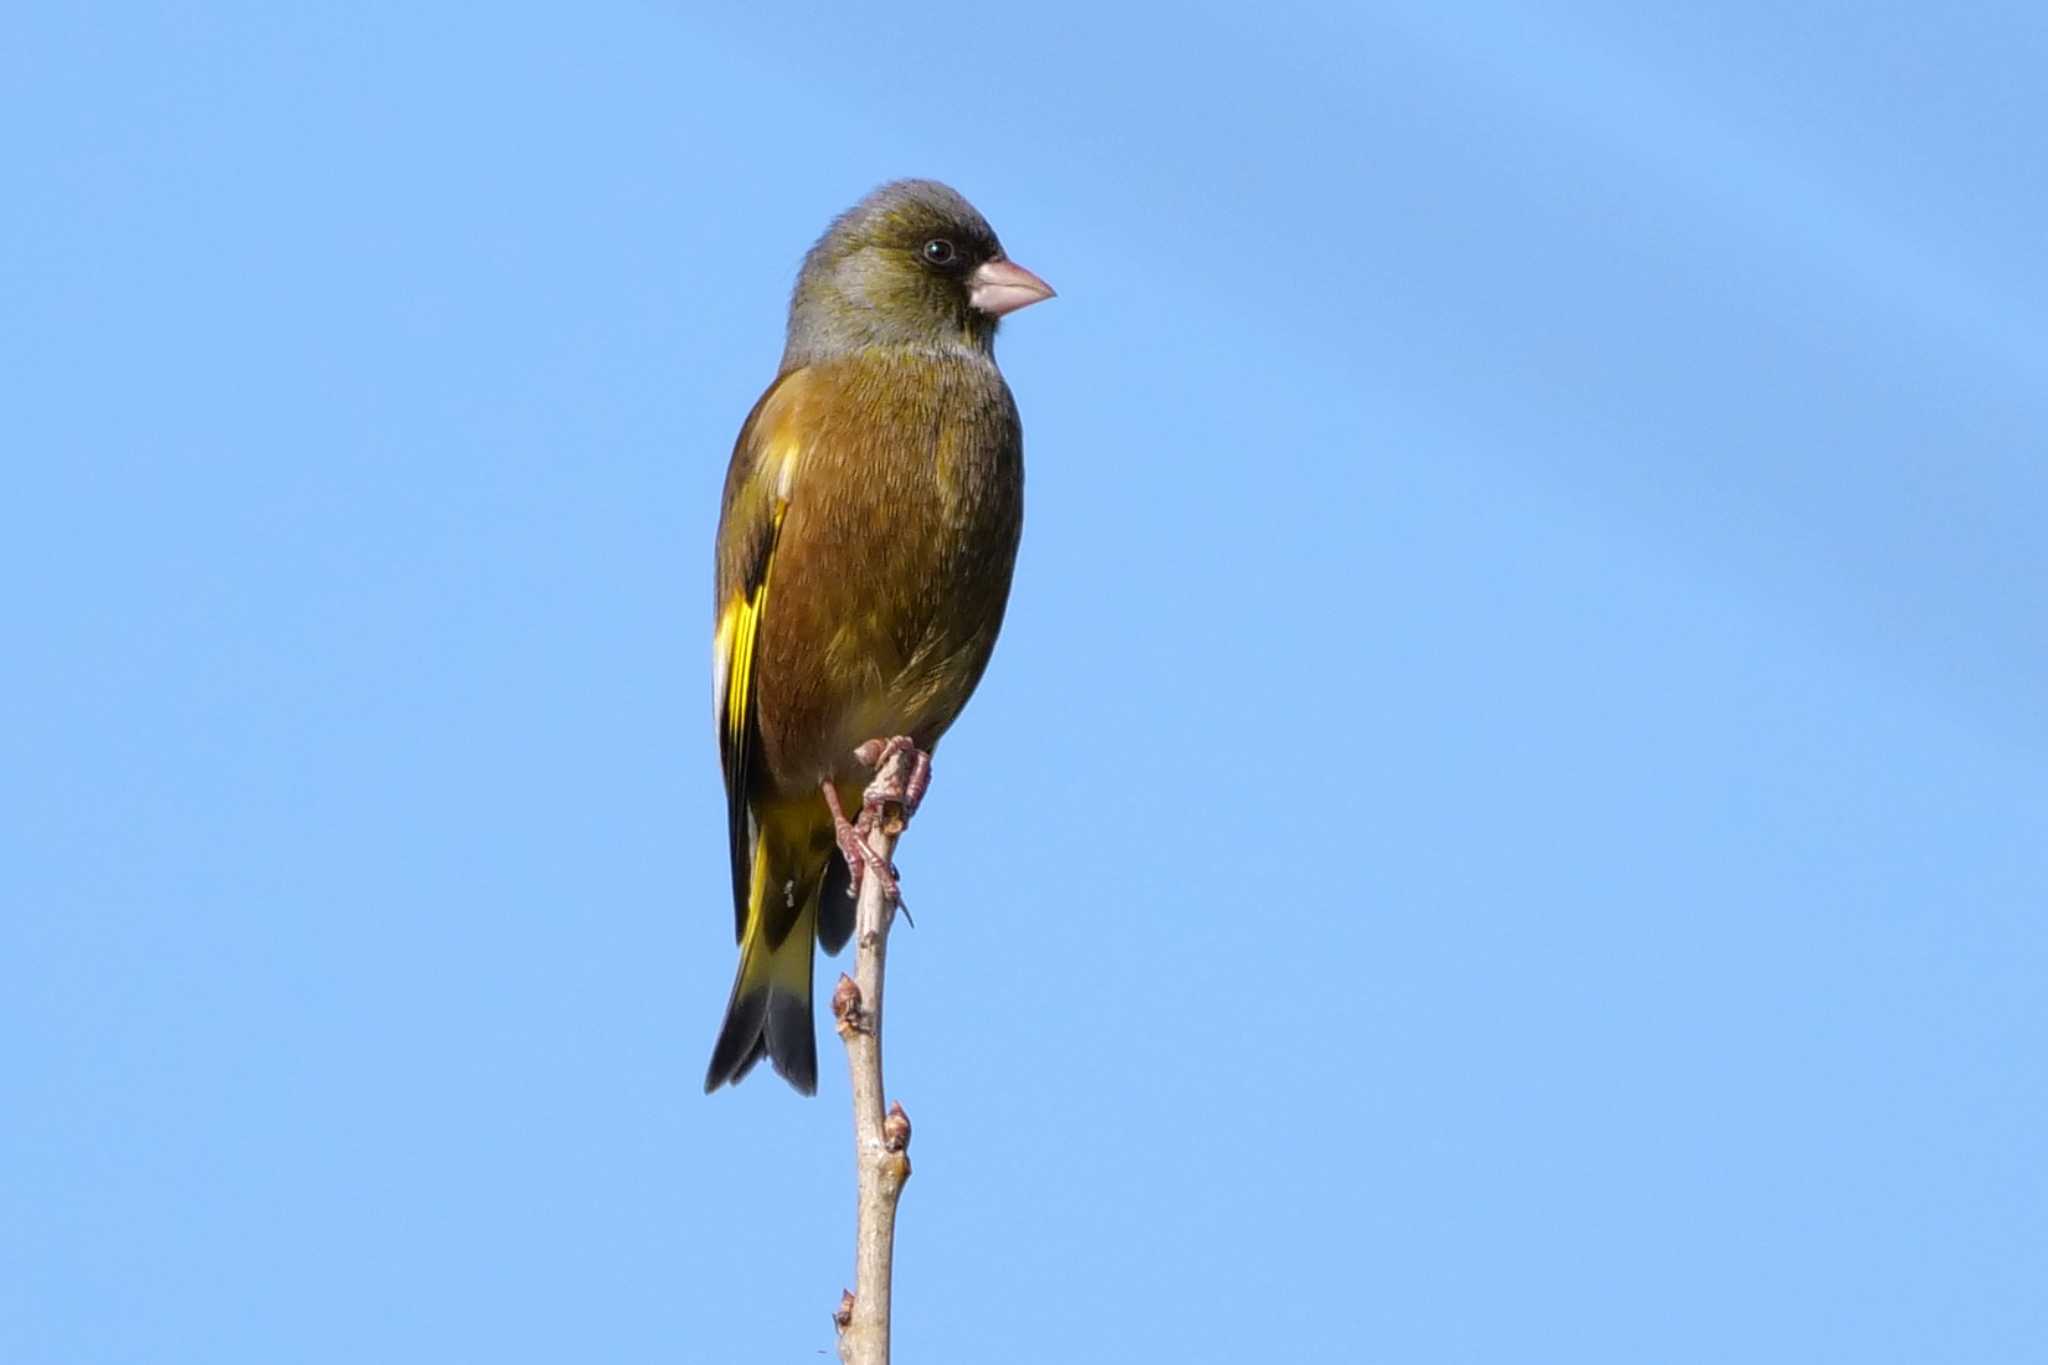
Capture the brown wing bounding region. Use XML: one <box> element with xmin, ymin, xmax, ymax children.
<box><xmin>711</xmin><ymin>371</ymin><xmax>805</xmax><ymax>941</ymax></box>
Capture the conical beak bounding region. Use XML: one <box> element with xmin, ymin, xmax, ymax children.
<box><xmin>968</xmin><ymin>258</ymin><xmax>1056</xmax><ymax>317</ymax></box>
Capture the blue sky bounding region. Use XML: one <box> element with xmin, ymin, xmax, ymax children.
<box><xmin>6</xmin><ymin>2</ymin><xmax>2044</xmax><ymax>1360</ymax></box>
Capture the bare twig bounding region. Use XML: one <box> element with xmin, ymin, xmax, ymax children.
<box><xmin>831</xmin><ymin>744</ymin><xmax>917</xmax><ymax>1365</ymax></box>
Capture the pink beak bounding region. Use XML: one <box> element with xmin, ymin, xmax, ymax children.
<box><xmin>968</xmin><ymin>258</ymin><xmax>1056</xmax><ymax>317</ymax></box>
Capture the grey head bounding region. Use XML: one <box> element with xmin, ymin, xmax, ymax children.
<box><xmin>781</xmin><ymin>179</ymin><xmax>1054</xmax><ymax>371</ymax></box>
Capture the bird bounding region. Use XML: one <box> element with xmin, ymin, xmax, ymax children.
<box><xmin>703</xmin><ymin>180</ymin><xmax>1054</xmax><ymax>1095</ymax></box>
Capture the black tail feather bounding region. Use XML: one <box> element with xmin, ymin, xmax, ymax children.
<box><xmin>703</xmin><ymin>981</ymin><xmax>816</xmax><ymax>1095</ymax></box>
<box><xmin>703</xmin><ymin>983</ymin><xmax>767</xmax><ymax>1092</ymax></box>
<box><xmin>817</xmin><ymin>856</ymin><xmax>855</xmax><ymax>955</ymax></box>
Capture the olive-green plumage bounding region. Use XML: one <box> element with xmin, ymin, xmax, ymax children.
<box><xmin>704</xmin><ymin>181</ymin><xmax>1053</xmax><ymax>1094</ymax></box>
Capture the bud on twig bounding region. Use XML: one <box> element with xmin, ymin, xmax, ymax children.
<box><xmin>832</xmin><ymin>973</ymin><xmax>864</xmax><ymax>1038</ymax></box>
<box><xmin>882</xmin><ymin>1102</ymin><xmax>912</xmax><ymax>1153</ymax></box>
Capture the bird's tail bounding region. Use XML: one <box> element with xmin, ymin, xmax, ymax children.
<box><xmin>704</xmin><ymin>804</ymin><xmax>833</xmax><ymax>1094</ymax></box>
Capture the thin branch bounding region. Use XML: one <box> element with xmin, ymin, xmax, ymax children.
<box><xmin>832</xmin><ymin>745</ymin><xmax>917</xmax><ymax>1365</ymax></box>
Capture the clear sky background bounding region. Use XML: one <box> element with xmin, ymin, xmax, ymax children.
<box><xmin>6</xmin><ymin>3</ymin><xmax>2045</xmax><ymax>1361</ymax></box>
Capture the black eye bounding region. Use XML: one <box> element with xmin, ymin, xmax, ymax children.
<box><xmin>921</xmin><ymin>238</ymin><xmax>957</xmax><ymax>266</ymax></box>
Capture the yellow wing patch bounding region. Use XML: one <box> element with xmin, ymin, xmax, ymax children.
<box><xmin>717</xmin><ymin>486</ymin><xmax>790</xmax><ymax>749</ymax></box>
<box><xmin>719</xmin><ymin>573</ymin><xmax>769</xmax><ymax>762</ymax></box>
<box><xmin>715</xmin><ymin>492</ymin><xmax>789</xmax><ymax>940</ymax></box>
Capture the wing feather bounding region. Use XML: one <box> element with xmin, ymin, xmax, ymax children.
<box><xmin>713</xmin><ymin>373</ymin><xmax>805</xmax><ymax>941</ymax></box>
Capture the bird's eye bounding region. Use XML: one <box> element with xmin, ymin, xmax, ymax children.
<box><xmin>921</xmin><ymin>238</ymin><xmax>958</xmax><ymax>266</ymax></box>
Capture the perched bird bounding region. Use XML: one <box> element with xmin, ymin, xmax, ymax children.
<box><xmin>704</xmin><ymin>180</ymin><xmax>1054</xmax><ymax>1095</ymax></box>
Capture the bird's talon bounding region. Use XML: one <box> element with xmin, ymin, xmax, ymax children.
<box><xmin>857</xmin><ymin>735</ymin><xmax>930</xmax><ymax>822</ymax></box>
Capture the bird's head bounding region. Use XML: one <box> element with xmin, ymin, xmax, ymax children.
<box><xmin>783</xmin><ymin>179</ymin><xmax>1054</xmax><ymax>369</ymax></box>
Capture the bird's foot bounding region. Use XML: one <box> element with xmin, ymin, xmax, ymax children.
<box><xmin>822</xmin><ymin>738</ymin><xmax>930</xmax><ymax>915</ymax></box>
<box><xmin>821</xmin><ymin>777</ymin><xmax>902</xmax><ymax>909</ymax></box>
<box><xmin>853</xmin><ymin>735</ymin><xmax>932</xmax><ymax>823</ymax></box>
